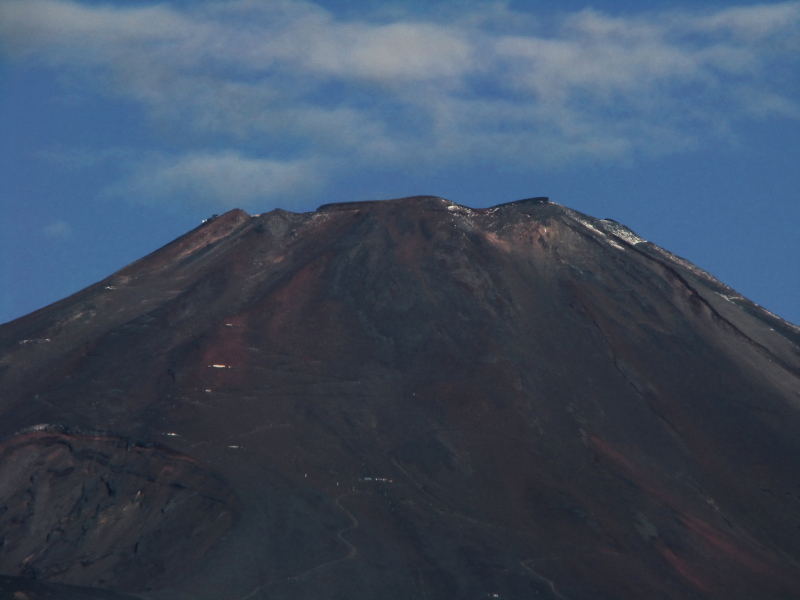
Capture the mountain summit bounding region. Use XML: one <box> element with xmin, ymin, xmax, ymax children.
<box><xmin>1</xmin><ymin>196</ymin><xmax>799</xmax><ymax>599</ymax></box>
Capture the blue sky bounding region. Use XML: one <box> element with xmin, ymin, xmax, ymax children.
<box><xmin>1</xmin><ymin>0</ymin><xmax>798</xmax><ymax>325</ymax></box>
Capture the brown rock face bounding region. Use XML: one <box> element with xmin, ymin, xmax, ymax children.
<box><xmin>0</xmin><ymin>196</ymin><xmax>799</xmax><ymax>600</ymax></box>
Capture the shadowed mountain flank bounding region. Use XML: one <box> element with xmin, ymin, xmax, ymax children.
<box><xmin>0</xmin><ymin>426</ymin><xmax>236</xmax><ymax>593</ymax></box>
<box><xmin>1</xmin><ymin>196</ymin><xmax>799</xmax><ymax>599</ymax></box>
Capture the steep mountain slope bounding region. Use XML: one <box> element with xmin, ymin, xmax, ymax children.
<box><xmin>1</xmin><ymin>196</ymin><xmax>799</xmax><ymax>600</ymax></box>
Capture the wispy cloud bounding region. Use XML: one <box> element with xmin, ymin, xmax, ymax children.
<box><xmin>35</xmin><ymin>146</ymin><xmax>137</xmax><ymax>171</ymax></box>
<box><xmin>109</xmin><ymin>152</ymin><xmax>324</xmax><ymax>209</ymax></box>
<box><xmin>43</xmin><ymin>220</ymin><xmax>72</xmax><ymax>239</ymax></box>
<box><xmin>2</xmin><ymin>0</ymin><xmax>799</xmax><ymax>207</ymax></box>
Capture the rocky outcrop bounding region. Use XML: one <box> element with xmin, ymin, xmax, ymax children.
<box><xmin>0</xmin><ymin>426</ymin><xmax>235</xmax><ymax>593</ymax></box>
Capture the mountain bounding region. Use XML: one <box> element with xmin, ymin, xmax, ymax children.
<box><xmin>1</xmin><ymin>196</ymin><xmax>799</xmax><ymax>600</ymax></box>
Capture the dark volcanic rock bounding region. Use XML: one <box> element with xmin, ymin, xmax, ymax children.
<box><xmin>1</xmin><ymin>196</ymin><xmax>799</xmax><ymax>599</ymax></box>
<box><xmin>0</xmin><ymin>575</ymin><xmax>142</xmax><ymax>600</ymax></box>
<box><xmin>0</xmin><ymin>426</ymin><xmax>235</xmax><ymax>593</ymax></box>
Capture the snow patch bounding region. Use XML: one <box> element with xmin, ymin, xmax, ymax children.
<box><xmin>565</xmin><ymin>209</ymin><xmax>646</xmax><ymax>250</ymax></box>
<box><xmin>447</xmin><ymin>204</ymin><xmax>473</xmax><ymax>215</ymax></box>
<box><xmin>599</xmin><ymin>220</ymin><xmax>647</xmax><ymax>245</ymax></box>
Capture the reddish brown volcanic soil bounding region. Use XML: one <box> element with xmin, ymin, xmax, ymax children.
<box><xmin>1</xmin><ymin>196</ymin><xmax>799</xmax><ymax>600</ymax></box>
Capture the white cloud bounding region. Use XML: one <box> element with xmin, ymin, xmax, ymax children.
<box><xmin>2</xmin><ymin>0</ymin><xmax>799</xmax><ymax>206</ymax></box>
<box><xmin>296</xmin><ymin>21</ymin><xmax>473</xmax><ymax>81</ymax></box>
<box><xmin>690</xmin><ymin>2</ymin><xmax>800</xmax><ymax>39</ymax></box>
